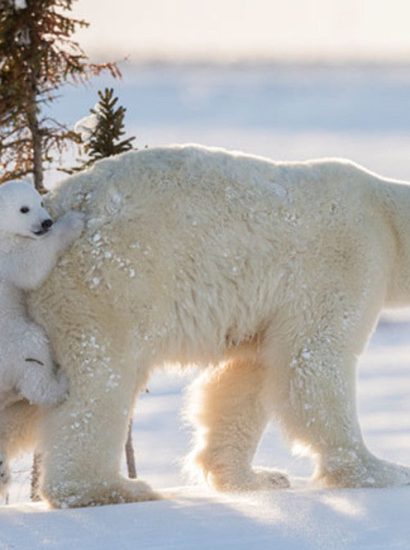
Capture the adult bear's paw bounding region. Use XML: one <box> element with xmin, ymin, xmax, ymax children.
<box><xmin>42</xmin><ymin>477</ymin><xmax>161</xmax><ymax>508</ymax></box>
<box><xmin>207</xmin><ymin>466</ymin><xmax>290</xmax><ymax>492</ymax></box>
<box><xmin>315</xmin><ymin>451</ymin><xmax>410</xmax><ymax>489</ymax></box>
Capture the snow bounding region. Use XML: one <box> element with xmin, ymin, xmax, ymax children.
<box><xmin>9</xmin><ymin>0</ymin><xmax>27</xmax><ymax>10</ymax></box>
<box><xmin>3</xmin><ymin>63</ymin><xmax>410</xmax><ymax>547</ymax></box>
<box><xmin>74</xmin><ymin>110</ymin><xmax>99</xmax><ymax>142</ymax></box>
<box><xmin>2</xmin><ymin>486</ymin><xmax>410</xmax><ymax>549</ymax></box>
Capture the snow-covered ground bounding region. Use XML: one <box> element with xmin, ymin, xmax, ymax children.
<box><xmin>2</xmin><ymin>63</ymin><xmax>410</xmax><ymax>548</ymax></box>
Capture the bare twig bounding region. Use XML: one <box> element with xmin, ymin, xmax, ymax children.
<box><xmin>125</xmin><ymin>421</ymin><xmax>137</xmax><ymax>479</ymax></box>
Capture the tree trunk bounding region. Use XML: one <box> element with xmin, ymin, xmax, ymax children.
<box><xmin>26</xmin><ymin>91</ymin><xmax>45</xmax><ymax>193</ymax></box>
<box><xmin>29</xmin><ymin>120</ymin><xmax>44</xmax><ymax>192</ymax></box>
<box><xmin>26</xmin><ymin>18</ymin><xmax>45</xmax><ymax>193</ymax></box>
<box><xmin>125</xmin><ymin>420</ymin><xmax>137</xmax><ymax>479</ymax></box>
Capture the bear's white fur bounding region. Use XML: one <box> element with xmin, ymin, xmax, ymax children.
<box><xmin>2</xmin><ymin>144</ymin><xmax>410</xmax><ymax>508</ymax></box>
<box><xmin>0</xmin><ymin>181</ymin><xmax>84</xmax><ymax>491</ymax></box>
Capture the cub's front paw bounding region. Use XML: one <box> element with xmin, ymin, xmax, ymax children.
<box><xmin>46</xmin><ymin>369</ymin><xmax>70</xmax><ymax>407</ymax></box>
<box><xmin>34</xmin><ymin>368</ymin><xmax>70</xmax><ymax>408</ymax></box>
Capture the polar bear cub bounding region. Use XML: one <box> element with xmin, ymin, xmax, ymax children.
<box><xmin>0</xmin><ymin>180</ymin><xmax>84</xmax><ymax>491</ymax></box>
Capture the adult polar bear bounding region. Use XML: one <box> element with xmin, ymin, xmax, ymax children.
<box><xmin>5</xmin><ymin>144</ymin><xmax>410</xmax><ymax>507</ymax></box>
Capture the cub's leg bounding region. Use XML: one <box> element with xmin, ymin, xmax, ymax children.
<box><xmin>0</xmin><ymin>401</ymin><xmax>40</xmax><ymax>495</ymax></box>
<box><xmin>188</xmin><ymin>358</ymin><xmax>289</xmax><ymax>491</ymax></box>
<box><xmin>0</xmin><ymin>450</ymin><xmax>10</xmax><ymax>495</ymax></box>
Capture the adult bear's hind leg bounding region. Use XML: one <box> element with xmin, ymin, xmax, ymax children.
<box><xmin>269</xmin><ymin>305</ymin><xmax>410</xmax><ymax>489</ymax></box>
<box><xmin>188</xmin><ymin>358</ymin><xmax>290</xmax><ymax>491</ymax></box>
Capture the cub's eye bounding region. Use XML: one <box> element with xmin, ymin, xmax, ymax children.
<box><xmin>20</xmin><ymin>207</ymin><xmax>30</xmax><ymax>214</ymax></box>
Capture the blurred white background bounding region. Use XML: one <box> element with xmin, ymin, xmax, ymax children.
<box><xmin>47</xmin><ymin>0</ymin><xmax>410</xmax><ymax>184</ymax></box>
<box><xmin>72</xmin><ymin>0</ymin><xmax>410</xmax><ymax>61</ymax></box>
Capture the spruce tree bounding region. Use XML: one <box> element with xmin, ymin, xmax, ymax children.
<box><xmin>76</xmin><ymin>88</ymin><xmax>135</xmax><ymax>169</ymax></box>
<box><xmin>0</xmin><ymin>0</ymin><xmax>120</xmax><ymax>191</ymax></box>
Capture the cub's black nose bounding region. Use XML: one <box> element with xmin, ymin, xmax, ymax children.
<box><xmin>41</xmin><ymin>219</ymin><xmax>53</xmax><ymax>230</ymax></box>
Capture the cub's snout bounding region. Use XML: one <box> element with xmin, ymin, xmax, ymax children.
<box><xmin>41</xmin><ymin>219</ymin><xmax>53</xmax><ymax>230</ymax></box>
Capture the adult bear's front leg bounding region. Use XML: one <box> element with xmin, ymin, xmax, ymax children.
<box><xmin>38</xmin><ymin>330</ymin><xmax>159</xmax><ymax>508</ymax></box>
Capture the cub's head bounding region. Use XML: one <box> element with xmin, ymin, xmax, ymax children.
<box><xmin>0</xmin><ymin>181</ymin><xmax>53</xmax><ymax>239</ymax></box>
